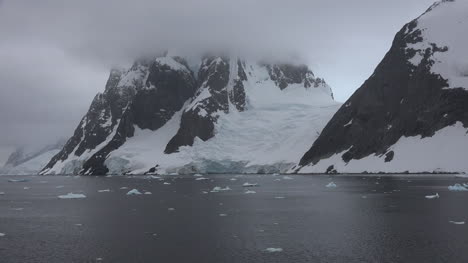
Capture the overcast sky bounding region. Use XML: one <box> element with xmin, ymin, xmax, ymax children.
<box><xmin>0</xmin><ymin>0</ymin><xmax>436</xmax><ymax>164</ymax></box>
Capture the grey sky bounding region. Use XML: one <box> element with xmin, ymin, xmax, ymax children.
<box><xmin>0</xmin><ymin>0</ymin><xmax>435</xmax><ymax>164</ymax></box>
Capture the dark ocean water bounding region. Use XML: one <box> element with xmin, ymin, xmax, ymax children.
<box><xmin>1</xmin><ymin>174</ymin><xmax>468</xmax><ymax>263</ymax></box>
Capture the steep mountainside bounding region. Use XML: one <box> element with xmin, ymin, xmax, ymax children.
<box><xmin>41</xmin><ymin>55</ymin><xmax>338</xmax><ymax>175</ymax></box>
<box><xmin>297</xmin><ymin>0</ymin><xmax>468</xmax><ymax>174</ymax></box>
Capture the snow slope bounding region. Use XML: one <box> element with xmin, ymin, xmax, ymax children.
<box><xmin>299</xmin><ymin>122</ymin><xmax>468</xmax><ymax>174</ymax></box>
<box><xmin>0</xmin><ymin>149</ymin><xmax>60</xmax><ymax>175</ymax></box>
<box><xmin>104</xmin><ymin>61</ymin><xmax>339</xmax><ymax>174</ymax></box>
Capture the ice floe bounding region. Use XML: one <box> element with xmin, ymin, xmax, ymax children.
<box><xmin>8</xmin><ymin>179</ymin><xmax>28</xmax><ymax>182</ymax></box>
<box><xmin>97</xmin><ymin>189</ymin><xmax>111</xmax><ymax>193</ymax></box>
<box><xmin>448</xmin><ymin>184</ymin><xmax>468</xmax><ymax>191</ymax></box>
<box><xmin>449</xmin><ymin>221</ymin><xmax>465</xmax><ymax>225</ymax></box>
<box><xmin>425</xmin><ymin>193</ymin><xmax>440</xmax><ymax>199</ymax></box>
<box><xmin>144</xmin><ymin>191</ymin><xmax>152</xmax><ymax>195</ymax></box>
<box><xmin>126</xmin><ymin>189</ymin><xmax>142</xmax><ymax>195</ymax></box>
<box><xmin>163</xmin><ymin>182</ymin><xmax>171</xmax><ymax>185</ymax></box>
<box><xmin>195</xmin><ymin>177</ymin><xmax>209</xmax><ymax>181</ymax></box>
<box><xmin>326</xmin><ymin>182</ymin><xmax>337</xmax><ymax>188</ymax></box>
<box><xmin>58</xmin><ymin>193</ymin><xmax>86</xmax><ymax>199</ymax></box>
<box><xmin>211</xmin><ymin>186</ymin><xmax>231</xmax><ymax>192</ymax></box>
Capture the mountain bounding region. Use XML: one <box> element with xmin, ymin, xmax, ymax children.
<box><xmin>296</xmin><ymin>0</ymin><xmax>468</xmax><ymax>174</ymax></box>
<box><xmin>41</xmin><ymin>54</ymin><xmax>339</xmax><ymax>175</ymax></box>
<box><xmin>1</xmin><ymin>139</ymin><xmax>66</xmax><ymax>175</ymax></box>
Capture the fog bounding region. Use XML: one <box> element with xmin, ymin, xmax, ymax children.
<box><xmin>0</xmin><ymin>0</ymin><xmax>435</xmax><ymax>164</ymax></box>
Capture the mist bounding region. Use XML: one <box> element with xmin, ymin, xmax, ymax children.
<box><xmin>0</xmin><ymin>0</ymin><xmax>435</xmax><ymax>164</ymax></box>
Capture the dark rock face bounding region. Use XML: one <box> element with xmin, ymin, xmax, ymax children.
<box><xmin>299</xmin><ymin>12</ymin><xmax>468</xmax><ymax>170</ymax></box>
<box><xmin>165</xmin><ymin>56</ymin><xmax>242</xmax><ymax>153</ymax></box>
<box><xmin>42</xmin><ymin>57</ymin><xmax>197</xmax><ymax>175</ymax></box>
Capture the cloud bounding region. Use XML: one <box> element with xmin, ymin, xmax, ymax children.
<box><xmin>0</xmin><ymin>0</ymin><xmax>435</xmax><ymax>160</ymax></box>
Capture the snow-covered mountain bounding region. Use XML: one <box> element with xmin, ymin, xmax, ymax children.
<box><xmin>41</xmin><ymin>54</ymin><xmax>339</xmax><ymax>175</ymax></box>
<box><xmin>1</xmin><ymin>140</ymin><xmax>65</xmax><ymax>175</ymax></box>
<box><xmin>296</xmin><ymin>0</ymin><xmax>468</xmax><ymax>174</ymax></box>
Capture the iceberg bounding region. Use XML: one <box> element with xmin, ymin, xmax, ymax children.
<box><xmin>126</xmin><ymin>189</ymin><xmax>142</xmax><ymax>195</ymax></box>
<box><xmin>448</xmin><ymin>184</ymin><xmax>468</xmax><ymax>191</ymax></box>
<box><xmin>58</xmin><ymin>193</ymin><xmax>86</xmax><ymax>199</ymax></box>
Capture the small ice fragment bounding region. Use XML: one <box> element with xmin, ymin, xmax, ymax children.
<box><xmin>272</xmin><ymin>173</ymin><xmax>280</xmax><ymax>176</ymax></box>
<box><xmin>168</xmin><ymin>208</ymin><xmax>175</xmax><ymax>211</ymax></box>
<box><xmin>210</xmin><ymin>186</ymin><xmax>231</xmax><ymax>192</ymax></box>
<box><xmin>274</xmin><ymin>179</ymin><xmax>281</xmax><ymax>181</ymax></box>
<box><xmin>163</xmin><ymin>182</ymin><xmax>171</xmax><ymax>185</ymax></box>
<box><xmin>326</xmin><ymin>182</ymin><xmax>337</xmax><ymax>188</ymax></box>
<box><xmin>126</xmin><ymin>189</ymin><xmax>142</xmax><ymax>195</ymax></box>
<box><xmin>242</xmin><ymin>182</ymin><xmax>259</xmax><ymax>187</ymax></box>
<box><xmin>425</xmin><ymin>193</ymin><xmax>440</xmax><ymax>199</ymax></box>
<box><xmin>75</xmin><ymin>224</ymin><xmax>82</xmax><ymax>226</ymax></box>
<box><xmin>8</xmin><ymin>179</ymin><xmax>28</xmax><ymax>182</ymax></box>
<box><xmin>449</xmin><ymin>221</ymin><xmax>465</xmax><ymax>225</ymax></box>
<box><xmin>0</xmin><ymin>192</ymin><xmax>4</xmax><ymax>195</ymax></box>
<box><xmin>152</xmin><ymin>233</ymin><xmax>158</xmax><ymax>236</ymax></box>
<box><xmin>245</xmin><ymin>190</ymin><xmax>256</xmax><ymax>194</ymax></box>
<box><xmin>230</xmin><ymin>178</ymin><xmax>237</xmax><ymax>181</ymax></box>
<box><xmin>201</xmin><ymin>191</ymin><xmax>209</xmax><ymax>194</ymax></box>
<box><xmin>195</xmin><ymin>177</ymin><xmax>209</xmax><ymax>181</ymax></box>
<box><xmin>448</xmin><ymin>184</ymin><xmax>468</xmax><ymax>191</ymax></box>
<box><xmin>96</xmin><ymin>258</ymin><xmax>103</xmax><ymax>261</ymax></box>
<box><xmin>265</xmin><ymin>248</ymin><xmax>283</xmax><ymax>253</ymax></box>
<box><xmin>274</xmin><ymin>196</ymin><xmax>285</xmax><ymax>199</ymax></box>
<box><xmin>55</xmin><ymin>185</ymin><xmax>64</xmax><ymax>188</ymax></box>
<box><xmin>149</xmin><ymin>175</ymin><xmax>161</xmax><ymax>179</ymax></box>
<box><xmin>39</xmin><ymin>181</ymin><xmax>48</xmax><ymax>183</ymax></box>
<box><xmin>361</xmin><ymin>195</ymin><xmax>368</xmax><ymax>199</ymax></box>
<box><xmin>58</xmin><ymin>193</ymin><xmax>86</xmax><ymax>199</ymax></box>
<box><xmin>0</xmin><ymin>233</ymin><xmax>5</xmax><ymax>237</ymax></box>
<box><xmin>97</xmin><ymin>189</ymin><xmax>110</xmax><ymax>193</ymax></box>
<box><xmin>282</xmin><ymin>176</ymin><xmax>293</xmax><ymax>180</ymax></box>
<box><xmin>219</xmin><ymin>213</ymin><xmax>227</xmax><ymax>217</ymax></box>
<box><xmin>193</xmin><ymin>174</ymin><xmax>203</xmax><ymax>177</ymax></box>
<box><xmin>144</xmin><ymin>191</ymin><xmax>152</xmax><ymax>195</ymax></box>
<box><xmin>11</xmin><ymin>208</ymin><xmax>24</xmax><ymax>211</ymax></box>
<box><xmin>23</xmin><ymin>187</ymin><xmax>30</xmax><ymax>190</ymax></box>
<box><xmin>120</xmin><ymin>186</ymin><xmax>129</xmax><ymax>189</ymax></box>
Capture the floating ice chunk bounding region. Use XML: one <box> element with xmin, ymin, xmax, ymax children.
<box><xmin>58</xmin><ymin>193</ymin><xmax>86</xmax><ymax>199</ymax></box>
<box><xmin>245</xmin><ymin>190</ymin><xmax>256</xmax><ymax>194</ymax></box>
<box><xmin>219</xmin><ymin>213</ymin><xmax>227</xmax><ymax>217</ymax></box>
<box><xmin>326</xmin><ymin>182</ymin><xmax>337</xmax><ymax>188</ymax></box>
<box><xmin>75</xmin><ymin>224</ymin><xmax>82</xmax><ymax>226</ymax></box>
<box><xmin>98</xmin><ymin>189</ymin><xmax>111</xmax><ymax>193</ymax></box>
<box><xmin>126</xmin><ymin>189</ymin><xmax>142</xmax><ymax>195</ymax></box>
<box><xmin>144</xmin><ymin>191</ymin><xmax>152</xmax><ymax>195</ymax></box>
<box><xmin>168</xmin><ymin>208</ymin><xmax>175</xmax><ymax>211</ymax></box>
<box><xmin>361</xmin><ymin>195</ymin><xmax>368</xmax><ymax>199</ymax></box>
<box><xmin>274</xmin><ymin>179</ymin><xmax>281</xmax><ymax>181</ymax></box>
<box><xmin>282</xmin><ymin>176</ymin><xmax>293</xmax><ymax>180</ymax></box>
<box><xmin>449</xmin><ymin>221</ymin><xmax>465</xmax><ymax>225</ymax></box>
<box><xmin>148</xmin><ymin>175</ymin><xmax>161</xmax><ymax>179</ymax></box>
<box><xmin>163</xmin><ymin>182</ymin><xmax>171</xmax><ymax>185</ymax></box>
<box><xmin>201</xmin><ymin>191</ymin><xmax>209</xmax><ymax>194</ymax></box>
<box><xmin>11</xmin><ymin>208</ymin><xmax>24</xmax><ymax>211</ymax></box>
<box><xmin>265</xmin><ymin>248</ymin><xmax>283</xmax><ymax>253</ymax></box>
<box><xmin>0</xmin><ymin>233</ymin><xmax>5</xmax><ymax>237</ymax></box>
<box><xmin>23</xmin><ymin>187</ymin><xmax>30</xmax><ymax>190</ymax></box>
<box><xmin>272</xmin><ymin>173</ymin><xmax>280</xmax><ymax>176</ymax></box>
<box><xmin>243</xmin><ymin>182</ymin><xmax>259</xmax><ymax>187</ymax></box>
<box><xmin>120</xmin><ymin>187</ymin><xmax>129</xmax><ymax>189</ymax></box>
<box><xmin>425</xmin><ymin>193</ymin><xmax>440</xmax><ymax>199</ymax></box>
<box><xmin>0</xmin><ymin>192</ymin><xmax>4</xmax><ymax>195</ymax></box>
<box><xmin>193</xmin><ymin>174</ymin><xmax>204</xmax><ymax>177</ymax></box>
<box><xmin>8</xmin><ymin>179</ymin><xmax>28</xmax><ymax>182</ymax></box>
<box><xmin>39</xmin><ymin>181</ymin><xmax>48</xmax><ymax>183</ymax></box>
<box><xmin>55</xmin><ymin>185</ymin><xmax>64</xmax><ymax>189</ymax></box>
<box><xmin>448</xmin><ymin>184</ymin><xmax>468</xmax><ymax>191</ymax></box>
<box><xmin>211</xmin><ymin>186</ymin><xmax>231</xmax><ymax>192</ymax></box>
<box><xmin>195</xmin><ymin>177</ymin><xmax>209</xmax><ymax>181</ymax></box>
<box><xmin>274</xmin><ymin>196</ymin><xmax>285</xmax><ymax>199</ymax></box>
<box><xmin>230</xmin><ymin>178</ymin><xmax>237</xmax><ymax>181</ymax></box>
